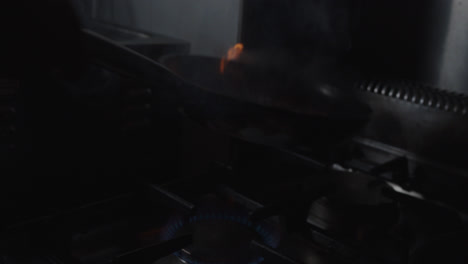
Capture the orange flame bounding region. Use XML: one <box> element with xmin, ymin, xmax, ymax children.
<box><xmin>220</xmin><ymin>43</ymin><xmax>244</xmax><ymax>74</ymax></box>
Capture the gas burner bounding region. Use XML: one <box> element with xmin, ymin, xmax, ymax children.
<box><xmin>161</xmin><ymin>195</ymin><xmax>279</xmax><ymax>264</ymax></box>
<box><xmin>163</xmin><ymin>213</ymin><xmax>278</xmax><ymax>248</ymax></box>
<box><xmin>174</xmin><ymin>251</ymin><xmax>265</xmax><ymax>264</ymax></box>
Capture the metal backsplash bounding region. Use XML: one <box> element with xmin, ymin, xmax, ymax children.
<box><xmin>354</xmin><ymin>0</ymin><xmax>468</xmax><ymax>94</ymax></box>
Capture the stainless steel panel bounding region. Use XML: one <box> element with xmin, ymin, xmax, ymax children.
<box><xmin>356</xmin><ymin>80</ymin><xmax>468</xmax><ymax>168</ymax></box>
<box><xmin>355</xmin><ymin>0</ymin><xmax>468</xmax><ymax>94</ymax></box>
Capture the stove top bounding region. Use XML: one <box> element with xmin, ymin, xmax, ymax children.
<box><xmin>1</xmin><ymin>146</ymin><xmax>466</xmax><ymax>264</ymax></box>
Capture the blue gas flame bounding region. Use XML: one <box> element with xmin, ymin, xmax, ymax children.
<box><xmin>162</xmin><ymin>212</ymin><xmax>280</xmax><ymax>248</ymax></box>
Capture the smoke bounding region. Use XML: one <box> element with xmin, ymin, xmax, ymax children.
<box><xmin>89</xmin><ymin>0</ymin><xmax>242</xmax><ymax>57</ymax></box>
<box><xmin>291</xmin><ymin>0</ymin><xmax>354</xmax><ymax>55</ymax></box>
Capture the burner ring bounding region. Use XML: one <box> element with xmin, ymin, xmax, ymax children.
<box><xmin>162</xmin><ymin>211</ymin><xmax>279</xmax><ymax>264</ymax></box>
<box><xmin>163</xmin><ymin>212</ymin><xmax>279</xmax><ymax>248</ymax></box>
<box><xmin>174</xmin><ymin>251</ymin><xmax>265</xmax><ymax>264</ymax></box>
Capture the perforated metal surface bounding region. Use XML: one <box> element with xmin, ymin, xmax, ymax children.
<box><xmin>358</xmin><ymin>80</ymin><xmax>468</xmax><ymax>116</ymax></box>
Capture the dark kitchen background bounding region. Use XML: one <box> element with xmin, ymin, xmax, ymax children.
<box><xmin>0</xmin><ymin>0</ymin><xmax>467</xmax><ymax>264</ymax></box>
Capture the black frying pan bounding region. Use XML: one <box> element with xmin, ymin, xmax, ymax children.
<box><xmin>161</xmin><ymin>54</ymin><xmax>370</xmax><ymax>153</ymax></box>
<box><xmin>84</xmin><ymin>31</ymin><xmax>369</xmax><ymax>154</ymax></box>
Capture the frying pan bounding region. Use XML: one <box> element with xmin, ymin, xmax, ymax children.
<box><xmin>160</xmin><ymin>54</ymin><xmax>370</xmax><ymax>153</ymax></box>
<box><xmin>84</xmin><ymin>31</ymin><xmax>369</xmax><ymax>155</ymax></box>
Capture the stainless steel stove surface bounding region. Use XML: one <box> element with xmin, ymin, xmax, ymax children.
<box><xmin>1</xmin><ymin>145</ymin><xmax>466</xmax><ymax>264</ymax></box>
